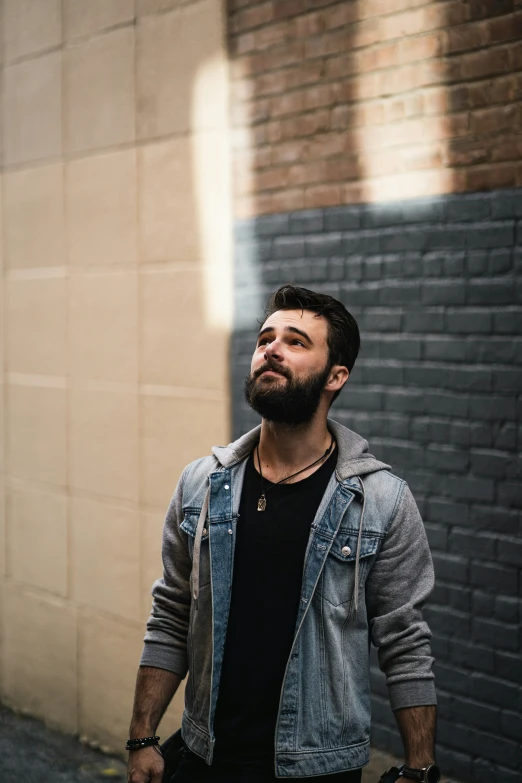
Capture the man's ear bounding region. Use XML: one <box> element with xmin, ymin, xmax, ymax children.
<box><xmin>326</xmin><ymin>365</ymin><xmax>349</xmax><ymax>393</ymax></box>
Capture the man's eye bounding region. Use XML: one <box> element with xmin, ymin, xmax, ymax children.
<box><xmin>258</xmin><ymin>338</ymin><xmax>270</xmax><ymax>346</ymax></box>
<box><xmin>292</xmin><ymin>340</ymin><xmax>305</xmax><ymax>347</ymax></box>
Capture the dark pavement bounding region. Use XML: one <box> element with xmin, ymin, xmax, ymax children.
<box><xmin>0</xmin><ymin>704</ymin><xmax>460</xmax><ymax>783</ymax></box>
<box><xmin>0</xmin><ymin>705</ymin><xmax>127</xmax><ymax>783</ymax></box>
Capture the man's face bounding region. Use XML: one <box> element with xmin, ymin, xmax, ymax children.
<box><xmin>244</xmin><ymin>309</ymin><xmax>333</xmax><ymax>425</ymax></box>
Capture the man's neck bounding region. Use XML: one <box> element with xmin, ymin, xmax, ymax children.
<box><xmin>257</xmin><ymin>415</ymin><xmax>333</xmax><ymax>481</ymax></box>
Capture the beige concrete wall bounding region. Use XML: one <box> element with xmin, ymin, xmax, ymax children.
<box><xmin>0</xmin><ymin>0</ymin><xmax>232</xmax><ymax>751</ymax></box>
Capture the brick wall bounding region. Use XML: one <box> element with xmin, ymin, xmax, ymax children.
<box><xmin>231</xmin><ymin>190</ymin><xmax>522</xmax><ymax>782</ymax></box>
<box><xmin>228</xmin><ymin>2</ymin><xmax>522</xmax><ymax>781</ymax></box>
<box><xmin>228</xmin><ymin>0</ymin><xmax>522</xmax><ymax>216</ymax></box>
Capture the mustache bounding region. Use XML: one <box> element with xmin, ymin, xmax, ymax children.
<box><xmin>253</xmin><ymin>360</ymin><xmax>291</xmax><ymax>381</ymax></box>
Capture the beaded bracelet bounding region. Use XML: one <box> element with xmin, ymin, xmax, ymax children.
<box><xmin>125</xmin><ymin>735</ymin><xmax>160</xmax><ymax>751</ymax></box>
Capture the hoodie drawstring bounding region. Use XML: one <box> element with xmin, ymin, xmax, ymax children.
<box><xmin>352</xmin><ymin>476</ymin><xmax>367</xmax><ymax>619</ymax></box>
<box><xmin>192</xmin><ymin>486</ymin><xmax>210</xmax><ymax>610</ymax></box>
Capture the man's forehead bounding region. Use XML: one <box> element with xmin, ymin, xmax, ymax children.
<box><xmin>261</xmin><ymin>309</ymin><xmax>328</xmax><ymax>337</ymax></box>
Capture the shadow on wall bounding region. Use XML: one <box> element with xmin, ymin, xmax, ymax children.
<box><xmin>231</xmin><ymin>185</ymin><xmax>522</xmax><ymax>783</ymax></box>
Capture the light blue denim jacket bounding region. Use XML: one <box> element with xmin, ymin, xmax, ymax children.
<box><xmin>140</xmin><ymin>419</ymin><xmax>437</xmax><ymax>778</ymax></box>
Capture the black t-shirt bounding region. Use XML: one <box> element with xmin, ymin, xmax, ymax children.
<box><xmin>212</xmin><ymin>444</ymin><xmax>338</xmax><ymax>767</ymax></box>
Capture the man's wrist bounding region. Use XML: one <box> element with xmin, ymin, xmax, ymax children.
<box><xmin>126</xmin><ymin>734</ymin><xmax>161</xmax><ymax>752</ymax></box>
<box><xmin>400</xmin><ymin>763</ymin><xmax>441</xmax><ymax>783</ymax></box>
<box><xmin>129</xmin><ymin>725</ymin><xmax>155</xmax><ymax>740</ymax></box>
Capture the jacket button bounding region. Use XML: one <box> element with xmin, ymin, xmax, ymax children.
<box><xmin>342</xmin><ymin>546</ymin><xmax>351</xmax><ymax>556</ymax></box>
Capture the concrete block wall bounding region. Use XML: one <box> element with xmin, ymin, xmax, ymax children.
<box><xmin>0</xmin><ymin>0</ymin><xmax>232</xmax><ymax>750</ymax></box>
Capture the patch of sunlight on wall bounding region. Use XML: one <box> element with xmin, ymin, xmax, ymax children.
<box><xmin>191</xmin><ymin>51</ymin><xmax>234</xmax><ymax>333</ymax></box>
<box><xmin>191</xmin><ymin>28</ymin><xmax>263</xmax><ymax>333</ymax></box>
<box><xmin>353</xmin><ymin>5</ymin><xmax>453</xmax><ymax>204</ymax></box>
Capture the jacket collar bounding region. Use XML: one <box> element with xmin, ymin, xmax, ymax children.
<box><xmin>211</xmin><ymin>418</ymin><xmax>391</xmax><ymax>484</ymax></box>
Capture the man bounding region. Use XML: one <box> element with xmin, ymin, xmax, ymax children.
<box><xmin>127</xmin><ymin>285</ymin><xmax>440</xmax><ymax>783</ymax></box>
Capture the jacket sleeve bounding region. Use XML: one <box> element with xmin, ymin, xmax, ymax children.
<box><xmin>365</xmin><ymin>479</ymin><xmax>437</xmax><ymax>711</ymax></box>
<box><xmin>139</xmin><ymin>464</ymin><xmax>192</xmax><ymax>678</ymax></box>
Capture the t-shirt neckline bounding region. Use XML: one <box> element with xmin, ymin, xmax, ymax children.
<box><xmin>249</xmin><ymin>444</ymin><xmax>338</xmax><ymax>489</ymax></box>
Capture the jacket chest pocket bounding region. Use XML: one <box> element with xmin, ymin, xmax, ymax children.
<box><xmin>318</xmin><ymin>531</ymin><xmax>381</xmax><ymax>607</ymax></box>
<box><xmin>180</xmin><ymin>510</ymin><xmax>211</xmax><ymax>588</ymax></box>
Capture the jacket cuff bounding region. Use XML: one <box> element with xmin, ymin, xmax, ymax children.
<box><xmin>140</xmin><ymin>641</ymin><xmax>188</xmax><ymax>679</ymax></box>
<box><xmin>388</xmin><ymin>679</ymin><xmax>437</xmax><ymax>711</ymax></box>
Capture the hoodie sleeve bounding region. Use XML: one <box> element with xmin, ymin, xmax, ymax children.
<box><xmin>139</xmin><ymin>464</ymin><xmax>192</xmax><ymax>678</ymax></box>
<box><xmin>365</xmin><ymin>479</ymin><xmax>437</xmax><ymax>711</ymax></box>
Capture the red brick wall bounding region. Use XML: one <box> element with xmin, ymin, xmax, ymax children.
<box><xmin>228</xmin><ymin>0</ymin><xmax>522</xmax><ymax>217</ymax></box>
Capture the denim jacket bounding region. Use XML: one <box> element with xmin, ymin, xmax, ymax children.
<box><xmin>140</xmin><ymin>419</ymin><xmax>437</xmax><ymax>778</ymax></box>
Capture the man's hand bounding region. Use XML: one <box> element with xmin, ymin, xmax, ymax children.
<box><xmin>127</xmin><ymin>745</ymin><xmax>165</xmax><ymax>783</ymax></box>
<box><xmin>126</xmin><ymin>667</ymin><xmax>181</xmax><ymax>783</ymax></box>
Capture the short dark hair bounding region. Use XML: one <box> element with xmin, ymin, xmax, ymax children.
<box><xmin>264</xmin><ymin>284</ymin><xmax>360</xmax><ymax>402</ymax></box>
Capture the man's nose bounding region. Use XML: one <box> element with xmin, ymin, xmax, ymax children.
<box><xmin>264</xmin><ymin>339</ymin><xmax>283</xmax><ymax>362</ymax></box>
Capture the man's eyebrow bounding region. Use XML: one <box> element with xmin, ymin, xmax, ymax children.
<box><xmin>257</xmin><ymin>325</ymin><xmax>313</xmax><ymax>344</ymax></box>
<box><xmin>287</xmin><ymin>326</ymin><xmax>313</xmax><ymax>344</ymax></box>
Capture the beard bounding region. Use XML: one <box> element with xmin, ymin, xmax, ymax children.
<box><xmin>244</xmin><ymin>358</ymin><xmax>331</xmax><ymax>426</ymax></box>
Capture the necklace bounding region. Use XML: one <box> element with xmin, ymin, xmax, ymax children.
<box><xmin>255</xmin><ymin>436</ymin><xmax>335</xmax><ymax>511</ymax></box>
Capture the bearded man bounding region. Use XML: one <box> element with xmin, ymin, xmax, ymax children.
<box><xmin>127</xmin><ymin>285</ymin><xmax>440</xmax><ymax>783</ymax></box>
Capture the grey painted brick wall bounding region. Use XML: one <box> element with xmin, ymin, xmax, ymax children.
<box><xmin>231</xmin><ymin>189</ymin><xmax>522</xmax><ymax>783</ymax></box>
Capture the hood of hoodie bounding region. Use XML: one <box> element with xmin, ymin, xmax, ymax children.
<box><xmin>211</xmin><ymin>417</ymin><xmax>391</xmax><ymax>482</ymax></box>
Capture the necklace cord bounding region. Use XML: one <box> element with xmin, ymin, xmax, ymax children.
<box><xmin>256</xmin><ymin>435</ymin><xmax>335</xmax><ymax>499</ymax></box>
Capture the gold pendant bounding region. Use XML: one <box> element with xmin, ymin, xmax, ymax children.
<box><xmin>257</xmin><ymin>494</ymin><xmax>267</xmax><ymax>511</ymax></box>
